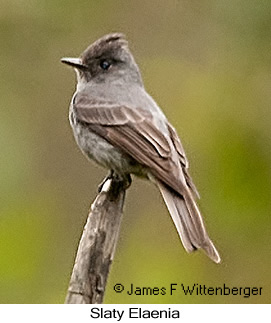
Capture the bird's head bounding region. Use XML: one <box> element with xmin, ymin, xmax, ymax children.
<box><xmin>61</xmin><ymin>33</ymin><xmax>143</xmax><ymax>86</ymax></box>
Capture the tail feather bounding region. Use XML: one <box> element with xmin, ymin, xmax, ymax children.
<box><xmin>156</xmin><ymin>179</ymin><xmax>221</xmax><ymax>263</ymax></box>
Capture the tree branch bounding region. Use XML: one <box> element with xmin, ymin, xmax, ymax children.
<box><xmin>65</xmin><ymin>176</ymin><xmax>126</xmax><ymax>304</ymax></box>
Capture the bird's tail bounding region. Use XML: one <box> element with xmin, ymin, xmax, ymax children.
<box><xmin>155</xmin><ymin>179</ymin><xmax>221</xmax><ymax>263</ymax></box>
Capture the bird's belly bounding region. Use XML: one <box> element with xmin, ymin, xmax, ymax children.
<box><xmin>70</xmin><ymin>115</ymin><xmax>147</xmax><ymax>177</ymax></box>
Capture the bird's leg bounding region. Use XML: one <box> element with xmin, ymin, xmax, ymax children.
<box><xmin>110</xmin><ymin>172</ymin><xmax>132</xmax><ymax>191</ymax></box>
<box><xmin>107</xmin><ymin>173</ymin><xmax>132</xmax><ymax>200</ymax></box>
<box><xmin>98</xmin><ymin>170</ymin><xmax>114</xmax><ymax>193</ymax></box>
<box><xmin>120</xmin><ymin>173</ymin><xmax>132</xmax><ymax>190</ymax></box>
<box><xmin>98</xmin><ymin>170</ymin><xmax>132</xmax><ymax>192</ymax></box>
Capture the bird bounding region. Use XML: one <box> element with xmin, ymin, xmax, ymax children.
<box><xmin>61</xmin><ymin>33</ymin><xmax>221</xmax><ymax>263</ymax></box>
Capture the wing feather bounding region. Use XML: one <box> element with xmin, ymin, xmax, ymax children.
<box><xmin>167</xmin><ymin>124</ymin><xmax>200</xmax><ymax>198</ymax></box>
<box><xmin>73</xmin><ymin>94</ymin><xmax>193</xmax><ymax>196</ymax></box>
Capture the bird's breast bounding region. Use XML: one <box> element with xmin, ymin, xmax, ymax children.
<box><xmin>69</xmin><ymin>109</ymin><xmax>147</xmax><ymax>177</ymax></box>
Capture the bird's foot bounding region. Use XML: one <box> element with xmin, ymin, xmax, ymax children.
<box><xmin>98</xmin><ymin>171</ymin><xmax>132</xmax><ymax>193</ymax></box>
<box><xmin>98</xmin><ymin>170</ymin><xmax>114</xmax><ymax>193</ymax></box>
<box><xmin>120</xmin><ymin>173</ymin><xmax>132</xmax><ymax>190</ymax></box>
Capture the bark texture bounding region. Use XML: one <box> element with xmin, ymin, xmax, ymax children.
<box><xmin>65</xmin><ymin>176</ymin><xmax>126</xmax><ymax>304</ymax></box>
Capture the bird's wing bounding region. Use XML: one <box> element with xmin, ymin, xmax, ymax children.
<box><xmin>73</xmin><ymin>93</ymin><xmax>221</xmax><ymax>263</ymax></box>
<box><xmin>167</xmin><ymin>124</ymin><xmax>200</xmax><ymax>198</ymax></box>
<box><xmin>73</xmin><ymin>93</ymin><xmax>190</xmax><ymax>196</ymax></box>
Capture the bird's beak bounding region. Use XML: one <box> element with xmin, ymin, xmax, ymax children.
<box><xmin>61</xmin><ymin>57</ymin><xmax>87</xmax><ymax>70</ymax></box>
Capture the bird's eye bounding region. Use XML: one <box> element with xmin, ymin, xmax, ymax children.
<box><xmin>100</xmin><ymin>59</ymin><xmax>111</xmax><ymax>70</ymax></box>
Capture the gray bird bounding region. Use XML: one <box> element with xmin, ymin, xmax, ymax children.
<box><xmin>61</xmin><ymin>33</ymin><xmax>221</xmax><ymax>263</ymax></box>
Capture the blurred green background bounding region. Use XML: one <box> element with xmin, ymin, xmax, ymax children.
<box><xmin>0</xmin><ymin>0</ymin><xmax>270</xmax><ymax>304</ymax></box>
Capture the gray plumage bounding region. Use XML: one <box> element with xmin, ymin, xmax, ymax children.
<box><xmin>61</xmin><ymin>33</ymin><xmax>221</xmax><ymax>263</ymax></box>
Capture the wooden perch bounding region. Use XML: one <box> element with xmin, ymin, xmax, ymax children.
<box><xmin>65</xmin><ymin>176</ymin><xmax>126</xmax><ymax>304</ymax></box>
